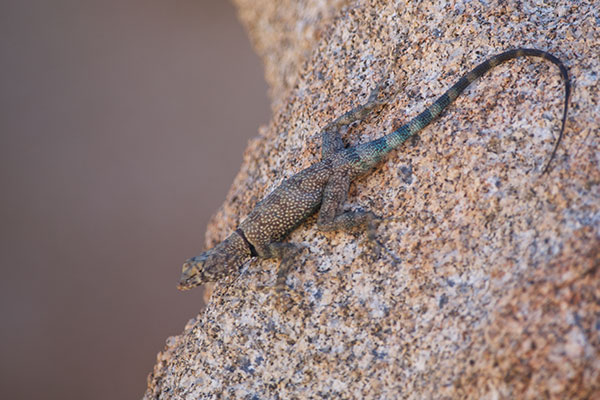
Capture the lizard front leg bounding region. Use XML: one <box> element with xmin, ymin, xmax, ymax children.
<box><xmin>251</xmin><ymin>242</ymin><xmax>307</xmax><ymax>311</ymax></box>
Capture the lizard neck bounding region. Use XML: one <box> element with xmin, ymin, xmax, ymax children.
<box><xmin>235</xmin><ymin>228</ymin><xmax>258</xmax><ymax>257</ymax></box>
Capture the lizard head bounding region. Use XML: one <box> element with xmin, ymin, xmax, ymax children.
<box><xmin>177</xmin><ymin>252</ymin><xmax>213</xmax><ymax>290</ymax></box>
<box><xmin>177</xmin><ymin>233</ymin><xmax>251</xmax><ymax>290</ymax></box>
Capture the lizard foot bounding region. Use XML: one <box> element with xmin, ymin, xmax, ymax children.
<box><xmin>254</xmin><ymin>242</ymin><xmax>308</xmax><ymax>311</ymax></box>
<box><xmin>363</xmin><ymin>215</ymin><xmax>402</xmax><ymax>265</ymax></box>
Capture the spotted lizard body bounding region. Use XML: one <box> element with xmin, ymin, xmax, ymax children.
<box><xmin>178</xmin><ymin>48</ymin><xmax>570</xmax><ymax>291</ymax></box>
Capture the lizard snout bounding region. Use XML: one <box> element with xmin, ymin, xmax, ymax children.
<box><xmin>177</xmin><ymin>255</ymin><xmax>207</xmax><ymax>291</ymax></box>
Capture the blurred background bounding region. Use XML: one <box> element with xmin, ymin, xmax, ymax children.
<box><xmin>0</xmin><ymin>1</ymin><xmax>269</xmax><ymax>398</ymax></box>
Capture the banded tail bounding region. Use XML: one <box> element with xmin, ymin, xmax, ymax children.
<box><xmin>370</xmin><ymin>48</ymin><xmax>570</xmax><ymax>173</ymax></box>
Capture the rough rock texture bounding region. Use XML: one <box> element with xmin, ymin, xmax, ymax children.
<box><xmin>145</xmin><ymin>0</ymin><xmax>600</xmax><ymax>398</ymax></box>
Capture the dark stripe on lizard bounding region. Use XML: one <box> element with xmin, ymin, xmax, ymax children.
<box><xmin>236</xmin><ymin>228</ymin><xmax>258</xmax><ymax>257</ymax></box>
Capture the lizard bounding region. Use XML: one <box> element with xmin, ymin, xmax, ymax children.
<box><xmin>177</xmin><ymin>48</ymin><xmax>570</xmax><ymax>291</ymax></box>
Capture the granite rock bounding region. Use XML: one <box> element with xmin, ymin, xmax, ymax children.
<box><xmin>145</xmin><ymin>0</ymin><xmax>600</xmax><ymax>398</ymax></box>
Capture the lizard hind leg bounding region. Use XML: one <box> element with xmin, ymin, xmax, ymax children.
<box><xmin>316</xmin><ymin>172</ymin><xmax>399</xmax><ymax>264</ymax></box>
<box><xmin>319</xmin><ymin>210</ymin><xmax>400</xmax><ymax>265</ymax></box>
<box><xmin>321</xmin><ymin>77</ymin><xmax>391</xmax><ymax>159</ymax></box>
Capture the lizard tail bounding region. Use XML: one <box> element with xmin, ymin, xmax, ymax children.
<box><xmin>383</xmin><ymin>48</ymin><xmax>570</xmax><ymax>173</ymax></box>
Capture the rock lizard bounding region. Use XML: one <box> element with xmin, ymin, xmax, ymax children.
<box><xmin>178</xmin><ymin>48</ymin><xmax>570</xmax><ymax>291</ymax></box>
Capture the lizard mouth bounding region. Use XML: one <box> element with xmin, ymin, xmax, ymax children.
<box><xmin>177</xmin><ymin>271</ymin><xmax>199</xmax><ymax>291</ymax></box>
<box><xmin>177</xmin><ymin>279</ymin><xmax>194</xmax><ymax>291</ymax></box>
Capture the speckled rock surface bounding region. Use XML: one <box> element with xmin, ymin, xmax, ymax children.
<box><xmin>145</xmin><ymin>1</ymin><xmax>600</xmax><ymax>398</ymax></box>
